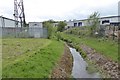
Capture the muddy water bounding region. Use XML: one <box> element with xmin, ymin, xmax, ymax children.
<box><xmin>69</xmin><ymin>47</ymin><xmax>101</xmax><ymax>78</ymax></box>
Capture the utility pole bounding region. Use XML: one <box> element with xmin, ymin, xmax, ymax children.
<box><xmin>13</xmin><ymin>0</ymin><xmax>18</xmax><ymax>28</ymax></box>
<box><xmin>13</xmin><ymin>0</ymin><xmax>26</xmax><ymax>28</ymax></box>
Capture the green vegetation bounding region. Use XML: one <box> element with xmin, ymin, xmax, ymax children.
<box><xmin>65</xmin><ymin>27</ymin><xmax>91</xmax><ymax>37</ymax></box>
<box><xmin>43</xmin><ymin>20</ymin><xmax>66</xmax><ymax>40</ymax></box>
<box><xmin>43</xmin><ymin>20</ymin><xmax>59</xmax><ymax>40</ymax></box>
<box><xmin>60</xmin><ymin>32</ymin><xmax>118</xmax><ymax>61</ymax></box>
<box><xmin>86</xmin><ymin>58</ymin><xmax>109</xmax><ymax>78</ymax></box>
<box><xmin>43</xmin><ymin>21</ymin><xmax>54</xmax><ymax>39</ymax></box>
<box><xmin>0</xmin><ymin>39</ymin><xmax>1</xmax><ymax>79</ymax></box>
<box><xmin>57</xmin><ymin>21</ymin><xmax>67</xmax><ymax>32</ymax></box>
<box><xmin>87</xmin><ymin>12</ymin><xmax>100</xmax><ymax>36</ymax></box>
<box><xmin>2</xmin><ymin>39</ymin><xmax>51</xmax><ymax>66</ymax></box>
<box><xmin>2</xmin><ymin>39</ymin><xmax>64</xmax><ymax>78</ymax></box>
<box><xmin>86</xmin><ymin>60</ymin><xmax>98</xmax><ymax>74</ymax></box>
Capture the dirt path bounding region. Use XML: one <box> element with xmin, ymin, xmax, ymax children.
<box><xmin>80</xmin><ymin>44</ymin><xmax>118</xmax><ymax>78</ymax></box>
<box><xmin>50</xmin><ymin>44</ymin><xmax>73</xmax><ymax>78</ymax></box>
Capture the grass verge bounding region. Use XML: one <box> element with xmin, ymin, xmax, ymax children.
<box><xmin>2</xmin><ymin>39</ymin><xmax>64</xmax><ymax>78</ymax></box>
<box><xmin>60</xmin><ymin>33</ymin><xmax>118</xmax><ymax>61</ymax></box>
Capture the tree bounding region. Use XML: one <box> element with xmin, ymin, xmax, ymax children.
<box><xmin>87</xmin><ymin>12</ymin><xmax>100</xmax><ymax>36</ymax></box>
<box><xmin>57</xmin><ymin>21</ymin><xmax>67</xmax><ymax>32</ymax></box>
<box><xmin>43</xmin><ymin>21</ymin><xmax>53</xmax><ymax>39</ymax></box>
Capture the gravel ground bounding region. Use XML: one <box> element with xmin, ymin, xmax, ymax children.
<box><xmin>80</xmin><ymin>44</ymin><xmax>119</xmax><ymax>78</ymax></box>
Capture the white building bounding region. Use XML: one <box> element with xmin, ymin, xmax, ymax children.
<box><xmin>0</xmin><ymin>16</ymin><xmax>21</xmax><ymax>38</ymax></box>
<box><xmin>28</xmin><ymin>22</ymin><xmax>46</xmax><ymax>38</ymax></box>
<box><xmin>29</xmin><ymin>22</ymin><xmax>43</xmax><ymax>28</ymax></box>
<box><xmin>65</xmin><ymin>16</ymin><xmax>120</xmax><ymax>29</ymax></box>
<box><xmin>0</xmin><ymin>16</ymin><xmax>21</xmax><ymax>27</ymax></box>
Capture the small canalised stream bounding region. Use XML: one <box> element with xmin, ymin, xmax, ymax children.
<box><xmin>69</xmin><ymin>47</ymin><xmax>101</xmax><ymax>78</ymax></box>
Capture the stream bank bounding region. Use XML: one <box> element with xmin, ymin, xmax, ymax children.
<box><xmin>69</xmin><ymin>47</ymin><xmax>101</xmax><ymax>78</ymax></box>
<box><xmin>50</xmin><ymin>44</ymin><xmax>73</xmax><ymax>78</ymax></box>
<box><xmin>80</xmin><ymin>44</ymin><xmax>118</xmax><ymax>78</ymax></box>
<box><xmin>50</xmin><ymin>40</ymin><xmax>118</xmax><ymax>78</ymax></box>
<box><xmin>65</xmin><ymin>40</ymin><xmax>118</xmax><ymax>78</ymax></box>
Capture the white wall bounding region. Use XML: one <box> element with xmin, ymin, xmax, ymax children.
<box><xmin>66</xmin><ymin>21</ymin><xmax>74</xmax><ymax>27</ymax></box>
<box><xmin>28</xmin><ymin>22</ymin><xmax>43</xmax><ymax>38</ymax></box>
<box><xmin>100</xmin><ymin>17</ymin><xmax>119</xmax><ymax>25</ymax></box>
<box><xmin>29</xmin><ymin>22</ymin><xmax>43</xmax><ymax>28</ymax></box>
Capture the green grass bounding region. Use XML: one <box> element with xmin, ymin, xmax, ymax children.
<box><xmin>60</xmin><ymin>33</ymin><xmax>118</xmax><ymax>61</ymax></box>
<box><xmin>0</xmin><ymin>39</ymin><xmax>1</xmax><ymax>79</ymax></box>
<box><xmin>2</xmin><ymin>38</ymin><xmax>64</xmax><ymax>78</ymax></box>
<box><xmin>2</xmin><ymin>38</ymin><xmax>51</xmax><ymax>67</ymax></box>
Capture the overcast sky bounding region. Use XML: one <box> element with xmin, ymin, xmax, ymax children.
<box><xmin>0</xmin><ymin>0</ymin><xmax>119</xmax><ymax>22</ymax></box>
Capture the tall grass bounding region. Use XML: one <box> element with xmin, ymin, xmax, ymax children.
<box><xmin>2</xmin><ymin>39</ymin><xmax>64</xmax><ymax>78</ymax></box>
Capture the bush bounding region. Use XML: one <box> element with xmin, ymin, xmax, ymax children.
<box><xmin>57</xmin><ymin>21</ymin><xmax>67</xmax><ymax>32</ymax></box>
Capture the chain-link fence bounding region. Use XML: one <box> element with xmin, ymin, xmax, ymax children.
<box><xmin>0</xmin><ymin>16</ymin><xmax>48</xmax><ymax>38</ymax></box>
<box><xmin>1</xmin><ymin>27</ymin><xmax>48</xmax><ymax>38</ymax></box>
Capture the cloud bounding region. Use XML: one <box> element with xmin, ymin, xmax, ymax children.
<box><xmin>0</xmin><ymin>0</ymin><xmax>119</xmax><ymax>22</ymax></box>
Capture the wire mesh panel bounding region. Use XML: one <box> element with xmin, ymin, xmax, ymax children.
<box><xmin>1</xmin><ymin>27</ymin><xmax>48</xmax><ymax>38</ymax></box>
<box><xmin>28</xmin><ymin>27</ymin><xmax>48</xmax><ymax>38</ymax></box>
<box><xmin>0</xmin><ymin>28</ymin><xmax>1</xmax><ymax>38</ymax></box>
<box><xmin>0</xmin><ymin>17</ymin><xmax>1</xmax><ymax>80</ymax></box>
<box><xmin>0</xmin><ymin>17</ymin><xmax>48</xmax><ymax>38</ymax></box>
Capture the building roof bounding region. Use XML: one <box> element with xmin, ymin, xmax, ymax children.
<box><xmin>100</xmin><ymin>16</ymin><xmax>120</xmax><ymax>19</ymax></box>
<box><xmin>67</xmin><ymin>16</ymin><xmax>120</xmax><ymax>22</ymax></box>
<box><xmin>0</xmin><ymin>16</ymin><xmax>17</xmax><ymax>22</ymax></box>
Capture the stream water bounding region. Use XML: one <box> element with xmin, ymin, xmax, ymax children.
<box><xmin>69</xmin><ymin>47</ymin><xmax>101</xmax><ymax>78</ymax></box>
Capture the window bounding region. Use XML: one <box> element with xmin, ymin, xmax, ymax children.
<box><xmin>110</xmin><ymin>23</ymin><xmax>119</xmax><ymax>26</ymax></box>
<box><xmin>74</xmin><ymin>23</ymin><xmax>77</xmax><ymax>27</ymax></box>
<box><xmin>78</xmin><ymin>22</ymin><xmax>82</xmax><ymax>26</ymax></box>
<box><xmin>34</xmin><ymin>24</ymin><xmax>37</xmax><ymax>26</ymax></box>
<box><xmin>102</xmin><ymin>20</ymin><xmax>109</xmax><ymax>24</ymax></box>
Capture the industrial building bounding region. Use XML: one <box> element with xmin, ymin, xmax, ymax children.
<box><xmin>0</xmin><ymin>16</ymin><xmax>21</xmax><ymax>27</ymax></box>
<box><xmin>65</xmin><ymin>16</ymin><xmax>120</xmax><ymax>29</ymax></box>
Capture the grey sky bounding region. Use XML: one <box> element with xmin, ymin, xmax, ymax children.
<box><xmin>0</xmin><ymin>0</ymin><xmax>119</xmax><ymax>22</ymax></box>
